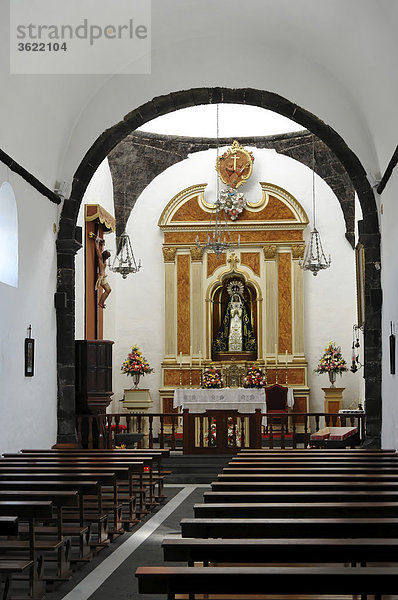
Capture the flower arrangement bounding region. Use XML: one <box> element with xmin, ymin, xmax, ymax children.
<box><xmin>205</xmin><ymin>417</ymin><xmax>242</xmax><ymax>447</ymax></box>
<box><xmin>201</xmin><ymin>363</ymin><xmax>223</xmax><ymax>388</ymax></box>
<box><xmin>108</xmin><ymin>423</ymin><xmax>127</xmax><ymax>431</ymax></box>
<box><xmin>314</xmin><ymin>342</ymin><xmax>348</xmax><ymax>375</ymax></box>
<box><xmin>121</xmin><ymin>344</ymin><xmax>153</xmax><ymax>377</ymax></box>
<box><xmin>244</xmin><ymin>364</ymin><xmax>266</xmax><ymax>388</ymax></box>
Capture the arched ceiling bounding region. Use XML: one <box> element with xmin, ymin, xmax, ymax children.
<box><xmin>1</xmin><ymin>0</ymin><xmax>397</xmax><ymax>190</ymax></box>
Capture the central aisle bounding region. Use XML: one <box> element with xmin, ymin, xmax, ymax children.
<box><xmin>46</xmin><ymin>485</ymin><xmax>207</xmax><ymax>600</ymax></box>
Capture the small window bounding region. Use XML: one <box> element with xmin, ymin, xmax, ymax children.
<box><xmin>0</xmin><ymin>182</ymin><xmax>18</xmax><ymax>287</ymax></box>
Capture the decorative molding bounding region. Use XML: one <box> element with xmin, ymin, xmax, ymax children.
<box><xmin>257</xmin><ymin>183</ymin><xmax>309</xmax><ymax>223</ymax></box>
<box><xmin>190</xmin><ymin>246</ymin><xmax>204</xmax><ymax>262</ymax></box>
<box><xmin>227</xmin><ymin>252</ymin><xmax>240</xmax><ymax>270</ymax></box>
<box><xmin>162</xmin><ymin>222</ymin><xmax>307</xmax><ymax>233</ymax></box>
<box><xmin>85</xmin><ymin>204</ymin><xmax>116</xmax><ymax>232</ymax></box>
<box><xmin>158</xmin><ymin>184</ymin><xmax>208</xmax><ymax>227</ymax></box>
<box><xmin>291</xmin><ymin>244</ymin><xmax>305</xmax><ymax>259</ymax></box>
<box><xmin>162</xmin><ymin>246</ymin><xmax>177</xmax><ymax>263</ymax></box>
<box><xmin>263</xmin><ymin>244</ymin><xmax>277</xmax><ymax>260</ymax></box>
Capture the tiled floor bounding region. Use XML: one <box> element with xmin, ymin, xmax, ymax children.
<box><xmin>46</xmin><ymin>485</ymin><xmax>208</xmax><ymax>600</ymax></box>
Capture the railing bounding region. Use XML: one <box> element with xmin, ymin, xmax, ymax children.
<box><xmin>76</xmin><ymin>411</ymin><xmax>366</xmax><ymax>451</ymax></box>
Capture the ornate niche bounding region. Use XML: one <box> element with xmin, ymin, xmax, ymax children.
<box><xmin>211</xmin><ymin>274</ymin><xmax>258</xmax><ymax>363</ymax></box>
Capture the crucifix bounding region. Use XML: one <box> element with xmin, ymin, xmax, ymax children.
<box><xmin>228</xmin><ymin>153</ymin><xmax>240</xmax><ymax>173</ymax></box>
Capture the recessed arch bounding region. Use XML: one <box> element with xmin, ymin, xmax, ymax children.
<box><xmin>56</xmin><ymin>87</ymin><xmax>381</xmax><ymax>447</ymax></box>
<box><xmin>0</xmin><ymin>182</ymin><xmax>18</xmax><ymax>288</ymax></box>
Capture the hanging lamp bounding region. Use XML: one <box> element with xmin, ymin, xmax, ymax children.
<box><xmin>299</xmin><ymin>135</ymin><xmax>331</xmax><ymax>276</ymax></box>
<box><xmin>110</xmin><ymin>163</ymin><xmax>142</xmax><ymax>279</ymax></box>
<box><xmin>196</xmin><ymin>104</ymin><xmax>239</xmax><ymax>259</ymax></box>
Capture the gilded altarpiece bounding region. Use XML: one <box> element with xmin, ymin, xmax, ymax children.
<box><xmin>158</xmin><ymin>182</ymin><xmax>310</xmax><ymax>424</ymax></box>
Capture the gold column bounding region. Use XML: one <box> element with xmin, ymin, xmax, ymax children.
<box><xmin>162</xmin><ymin>247</ymin><xmax>177</xmax><ymax>358</ymax></box>
<box><xmin>177</xmin><ymin>253</ymin><xmax>190</xmax><ymax>355</ymax></box>
<box><xmin>291</xmin><ymin>244</ymin><xmax>305</xmax><ymax>355</ymax></box>
<box><xmin>190</xmin><ymin>247</ymin><xmax>203</xmax><ymax>357</ymax></box>
<box><xmin>277</xmin><ymin>252</ymin><xmax>292</xmax><ymax>353</ymax></box>
<box><xmin>263</xmin><ymin>245</ymin><xmax>277</xmax><ymax>358</ymax></box>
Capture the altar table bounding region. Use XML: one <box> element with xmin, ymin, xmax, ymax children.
<box><xmin>173</xmin><ymin>387</ymin><xmax>294</xmax><ymax>413</ymax></box>
<box><xmin>173</xmin><ymin>388</ymin><xmax>266</xmax><ymax>414</ymax></box>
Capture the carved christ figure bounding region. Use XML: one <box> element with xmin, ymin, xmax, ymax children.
<box><xmin>92</xmin><ymin>235</ymin><xmax>112</xmax><ymax>309</ymax></box>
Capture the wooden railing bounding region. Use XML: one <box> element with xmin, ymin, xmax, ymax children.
<box><xmin>76</xmin><ymin>411</ymin><xmax>366</xmax><ymax>451</ymax></box>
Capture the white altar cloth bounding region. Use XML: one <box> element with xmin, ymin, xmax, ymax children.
<box><xmin>173</xmin><ymin>388</ymin><xmax>266</xmax><ymax>413</ymax></box>
<box><xmin>173</xmin><ymin>387</ymin><xmax>295</xmax><ymax>413</ymax></box>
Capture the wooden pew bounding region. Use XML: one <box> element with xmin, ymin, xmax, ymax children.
<box><xmin>193</xmin><ymin>501</ymin><xmax>398</xmax><ymax>518</ymax></box>
<box><xmin>142</xmin><ymin>449</ymin><xmax>398</xmax><ymax>599</ymax></box>
<box><xmin>0</xmin><ymin>500</ymin><xmax>53</xmax><ymax>599</ymax></box>
<box><xmin>18</xmin><ymin>450</ymin><xmax>169</xmax><ymax>502</ymax></box>
<box><xmin>6</xmin><ymin>454</ymin><xmax>157</xmax><ymax>513</ymax></box>
<box><xmin>0</xmin><ymin>559</ymin><xmax>34</xmax><ymax>600</ymax></box>
<box><xmin>0</xmin><ymin>478</ymin><xmax>100</xmax><ymax>556</ymax></box>
<box><xmin>222</xmin><ymin>464</ymin><xmax>398</xmax><ymax>474</ymax></box>
<box><xmin>0</xmin><ymin>517</ymin><xmax>18</xmax><ymax>535</ymax></box>
<box><xmin>136</xmin><ymin>565</ymin><xmax>398</xmax><ymax>597</ymax></box>
<box><xmin>228</xmin><ymin>454</ymin><xmax>398</xmax><ymax>467</ymax></box>
<box><xmin>0</xmin><ymin>470</ymin><xmax>117</xmax><ymax>553</ymax></box>
<box><xmin>0</xmin><ymin>463</ymin><xmax>131</xmax><ymax>537</ymax></box>
<box><xmin>0</xmin><ymin>458</ymin><xmax>142</xmax><ymax>522</ymax></box>
<box><xmin>0</xmin><ymin>517</ymin><xmax>32</xmax><ymax>600</ymax></box>
<box><xmin>211</xmin><ymin>479</ymin><xmax>398</xmax><ymax>491</ymax></box>
<box><xmin>238</xmin><ymin>448</ymin><xmax>397</xmax><ymax>454</ymax></box>
<box><xmin>18</xmin><ymin>449</ymin><xmax>170</xmax><ymax>501</ymax></box>
<box><xmin>216</xmin><ymin>472</ymin><xmax>398</xmax><ymax>482</ymax></box>
<box><xmin>0</xmin><ymin>491</ymin><xmax>77</xmax><ymax>582</ymax></box>
<box><xmin>203</xmin><ymin>489</ymin><xmax>398</xmax><ymax>503</ymax></box>
<box><xmin>180</xmin><ymin>517</ymin><xmax>398</xmax><ymax>539</ymax></box>
<box><xmin>162</xmin><ymin>537</ymin><xmax>398</xmax><ymax>566</ymax></box>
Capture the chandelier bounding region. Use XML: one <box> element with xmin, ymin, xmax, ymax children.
<box><xmin>299</xmin><ymin>135</ymin><xmax>331</xmax><ymax>276</ymax></box>
<box><xmin>110</xmin><ymin>231</ymin><xmax>141</xmax><ymax>279</ymax></box>
<box><xmin>196</xmin><ymin>104</ymin><xmax>239</xmax><ymax>260</ymax></box>
<box><xmin>110</xmin><ymin>162</ymin><xmax>142</xmax><ymax>279</ymax></box>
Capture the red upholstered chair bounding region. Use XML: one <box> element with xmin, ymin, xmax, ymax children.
<box><xmin>265</xmin><ymin>384</ymin><xmax>288</xmax><ymax>432</ymax></box>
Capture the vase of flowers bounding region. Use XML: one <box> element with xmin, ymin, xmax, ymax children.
<box><xmin>201</xmin><ymin>364</ymin><xmax>223</xmax><ymax>388</ymax></box>
<box><xmin>243</xmin><ymin>364</ymin><xmax>266</xmax><ymax>388</ymax></box>
<box><xmin>121</xmin><ymin>344</ymin><xmax>153</xmax><ymax>389</ymax></box>
<box><xmin>314</xmin><ymin>342</ymin><xmax>348</xmax><ymax>387</ymax></box>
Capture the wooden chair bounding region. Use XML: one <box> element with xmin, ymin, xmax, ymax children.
<box><xmin>265</xmin><ymin>384</ymin><xmax>288</xmax><ymax>432</ymax></box>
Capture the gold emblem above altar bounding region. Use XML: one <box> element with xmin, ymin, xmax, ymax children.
<box><xmin>216</xmin><ymin>140</ymin><xmax>254</xmax><ymax>189</ymax></box>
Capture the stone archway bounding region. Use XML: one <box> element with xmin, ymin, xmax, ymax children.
<box><xmin>56</xmin><ymin>87</ymin><xmax>381</xmax><ymax>447</ymax></box>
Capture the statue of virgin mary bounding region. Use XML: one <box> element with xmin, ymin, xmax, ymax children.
<box><xmin>212</xmin><ymin>281</ymin><xmax>257</xmax><ymax>354</ymax></box>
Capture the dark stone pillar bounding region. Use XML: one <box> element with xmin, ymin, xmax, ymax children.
<box><xmin>361</xmin><ymin>229</ymin><xmax>382</xmax><ymax>447</ymax></box>
<box><xmin>56</xmin><ymin>235</ymin><xmax>82</xmax><ymax>446</ymax></box>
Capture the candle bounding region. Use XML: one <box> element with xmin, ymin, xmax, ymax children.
<box><xmin>285</xmin><ymin>349</ymin><xmax>288</xmax><ymax>366</ymax></box>
<box><xmin>275</xmin><ymin>344</ymin><xmax>278</xmax><ymax>359</ymax></box>
<box><xmin>199</xmin><ymin>350</ymin><xmax>202</xmax><ymax>368</ymax></box>
<box><xmin>264</xmin><ymin>352</ymin><xmax>267</xmax><ymax>367</ymax></box>
<box><xmin>179</xmin><ymin>351</ymin><xmax>182</xmax><ymax>367</ymax></box>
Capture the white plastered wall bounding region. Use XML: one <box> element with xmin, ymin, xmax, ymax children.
<box><xmin>380</xmin><ymin>172</ymin><xmax>398</xmax><ymax>449</ymax></box>
<box><xmin>0</xmin><ymin>169</ymin><xmax>59</xmax><ymax>453</ymax></box>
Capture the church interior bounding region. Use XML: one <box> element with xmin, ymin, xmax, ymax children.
<box><xmin>1</xmin><ymin>0</ymin><xmax>398</xmax><ymax>598</ymax></box>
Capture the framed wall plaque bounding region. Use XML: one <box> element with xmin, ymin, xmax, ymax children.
<box><xmin>24</xmin><ymin>337</ymin><xmax>35</xmax><ymax>377</ymax></box>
